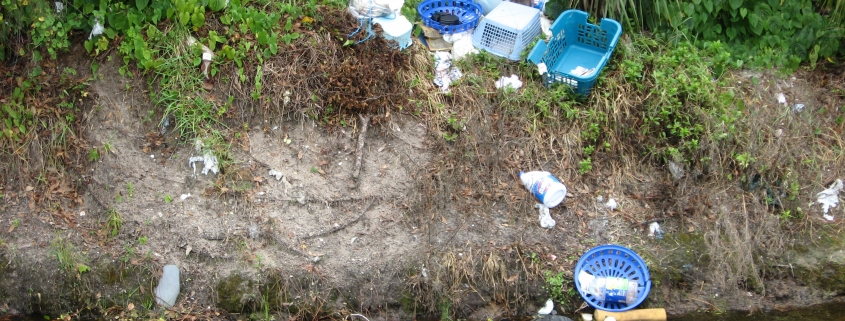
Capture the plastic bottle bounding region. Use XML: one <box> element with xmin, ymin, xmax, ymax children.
<box><xmin>519</xmin><ymin>171</ymin><xmax>567</xmax><ymax>208</ymax></box>
<box><xmin>579</xmin><ymin>271</ymin><xmax>639</xmax><ymax>304</ymax></box>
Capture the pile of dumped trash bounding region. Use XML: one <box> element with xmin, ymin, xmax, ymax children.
<box><xmin>345</xmin><ymin>0</ymin><xmax>625</xmax><ymax>98</ymax></box>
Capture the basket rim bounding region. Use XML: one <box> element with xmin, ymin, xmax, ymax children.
<box><xmin>573</xmin><ymin>244</ymin><xmax>652</xmax><ymax>312</ymax></box>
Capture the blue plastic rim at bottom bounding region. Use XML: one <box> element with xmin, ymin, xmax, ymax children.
<box><xmin>574</xmin><ymin>244</ymin><xmax>652</xmax><ymax>312</ymax></box>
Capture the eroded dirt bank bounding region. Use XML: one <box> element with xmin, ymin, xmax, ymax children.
<box><xmin>2</xmin><ymin>30</ymin><xmax>845</xmax><ymax>321</ymax></box>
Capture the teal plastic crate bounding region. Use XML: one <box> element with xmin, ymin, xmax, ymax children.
<box><xmin>527</xmin><ymin>9</ymin><xmax>621</xmax><ymax>96</ymax></box>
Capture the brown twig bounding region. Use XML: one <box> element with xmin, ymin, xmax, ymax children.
<box><xmin>351</xmin><ymin>114</ymin><xmax>370</xmax><ymax>187</ymax></box>
<box><xmin>302</xmin><ymin>198</ymin><xmax>375</xmax><ymax>240</ymax></box>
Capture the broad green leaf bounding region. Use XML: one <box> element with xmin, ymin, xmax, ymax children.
<box><xmin>208</xmin><ymin>0</ymin><xmax>226</xmax><ymax>11</ymax></box>
<box><xmin>728</xmin><ymin>0</ymin><xmax>742</xmax><ymax>10</ymax></box>
<box><xmin>109</xmin><ymin>13</ymin><xmax>128</xmax><ymax>31</ymax></box>
<box><xmin>136</xmin><ymin>0</ymin><xmax>148</xmax><ymax>11</ymax></box>
<box><xmin>748</xmin><ymin>12</ymin><xmax>759</xmax><ymax>28</ymax></box>
<box><xmin>704</xmin><ymin>0</ymin><xmax>713</xmax><ymax>13</ymax></box>
<box><xmin>191</xmin><ymin>10</ymin><xmax>205</xmax><ymax>29</ymax></box>
<box><xmin>285</xmin><ymin>17</ymin><xmax>292</xmax><ymax>32</ymax></box>
<box><xmin>740</xmin><ymin>8</ymin><xmax>747</xmax><ymax>18</ymax></box>
<box><xmin>179</xmin><ymin>11</ymin><xmax>190</xmax><ymax>26</ymax></box>
<box><xmin>256</xmin><ymin>30</ymin><xmax>269</xmax><ymax>45</ymax></box>
<box><xmin>683</xmin><ymin>3</ymin><xmax>695</xmax><ymax>17</ymax></box>
<box><xmin>726</xmin><ymin>27</ymin><xmax>737</xmax><ymax>40</ymax></box>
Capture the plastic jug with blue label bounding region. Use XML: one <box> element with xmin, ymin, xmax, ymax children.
<box><xmin>519</xmin><ymin>171</ymin><xmax>567</xmax><ymax>208</ymax></box>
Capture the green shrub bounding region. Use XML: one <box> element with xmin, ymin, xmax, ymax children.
<box><xmin>679</xmin><ymin>0</ymin><xmax>843</xmax><ymax>71</ymax></box>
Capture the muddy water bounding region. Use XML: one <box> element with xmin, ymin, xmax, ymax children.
<box><xmin>668</xmin><ymin>301</ymin><xmax>845</xmax><ymax>321</ymax></box>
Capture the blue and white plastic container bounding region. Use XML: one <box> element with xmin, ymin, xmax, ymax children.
<box><xmin>519</xmin><ymin>171</ymin><xmax>567</xmax><ymax>208</ymax></box>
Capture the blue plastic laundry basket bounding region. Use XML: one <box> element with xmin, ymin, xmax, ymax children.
<box><xmin>527</xmin><ymin>9</ymin><xmax>622</xmax><ymax>96</ymax></box>
<box><xmin>574</xmin><ymin>245</ymin><xmax>651</xmax><ymax>312</ymax></box>
<box><xmin>417</xmin><ymin>0</ymin><xmax>482</xmax><ymax>35</ymax></box>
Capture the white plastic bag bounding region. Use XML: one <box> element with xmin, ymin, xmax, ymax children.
<box><xmin>348</xmin><ymin>0</ymin><xmax>403</xmax><ymax>18</ymax></box>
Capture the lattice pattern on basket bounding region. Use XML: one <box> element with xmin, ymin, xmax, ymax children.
<box><xmin>576</xmin><ymin>23</ymin><xmax>609</xmax><ymax>49</ymax></box>
<box><xmin>521</xmin><ymin>17</ymin><xmax>542</xmax><ymax>47</ymax></box>
<box><xmin>542</xmin><ymin>33</ymin><xmax>566</xmax><ymax>67</ymax></box>
<box><xmin>578</xmin><ymin>247</ymin><xmax>649</xmax><ymax>311</ymax></box>
<box><xmin>478</xmin><ymin>24</ymin><xmax>518</xmax><ymax>56</ymax></box>
<box><xmin>417</xmin><ymin>0</ymin><xmax>482</xmax><ymax>34</ymax></box>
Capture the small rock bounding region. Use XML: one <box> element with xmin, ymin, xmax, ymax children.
<box><xmin>154</xmin><ymin>265</ymin><xmax>180</xmax><ymax>307</ymax></box>
<box><xmin>668</xmin><ymin>161</ymin><xmax>684</xmax><ymax>180</ymax></box>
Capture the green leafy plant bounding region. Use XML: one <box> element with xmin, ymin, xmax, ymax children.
<box><xmin>544</xmin><ymin>271</ymin><xmax>578</xmax><ymax>310</ymax></box>
<box><xmin>107</xmin><ymin>208</ymin><xmax>123</xmax><ymax>237</ymax></box>
<box><xmin>88</xmin><ymin>148</ymin><xmax>100</xmax><ymax>162</ymax></box>
<box><xmin>164</xmin><ymin>194</ymin><xmax>173</xmax><ymax>203</ymax></box>
<box><xmin>679</xmin><ymin>0</ymin><xmax>843</xmax><ymax>71</ymax></box>
<box><xmin>579</xmin><ymin>157</ymin><xmax>593</xmax><ymax>174</ymax></box>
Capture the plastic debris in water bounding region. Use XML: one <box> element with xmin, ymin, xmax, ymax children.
<box><xmin>817</xmin><ymin>179</ymin><xmax>843</xmax><ymax>221</ymax></box>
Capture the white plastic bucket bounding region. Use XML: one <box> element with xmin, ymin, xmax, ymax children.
<box><xmin>475</xmin><ymin>0</ymin><xmax>504</xmax><ymax>15</ymax></box>
<box><xmin>520</xmin><ymin>171</ymin><xmax>567</xmax><ymax>208</ymax></box>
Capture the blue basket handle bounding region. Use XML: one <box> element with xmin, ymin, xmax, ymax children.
<box><xmin>527</xmin><ymin>40</ymin><xmax>547</xmax><ymax>65</ymax></box>
<box><xmin>550</xmin><ymin>9</ymin><xmax>587</xmax><ymax>35</ymax></box>
<box><xmin>600</xmin><ymin>17</ymin><xmax>622</xmax><ymax>50</ymax></box>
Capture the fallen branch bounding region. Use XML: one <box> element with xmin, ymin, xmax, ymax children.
<box><xmin>302</xmin><ymin>198</ymin><xmax>375</xmax><ymax>240</ymax></box>
<box><xmin>351</xmin><ymin>114</ymin><xmax>370</xmax><ymax>187</ymax></box>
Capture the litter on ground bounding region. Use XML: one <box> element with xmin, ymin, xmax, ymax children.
<box><xmin>269</xmin><ymin>169</ymin><xmax>284</xmax><ymax>181</ymax></box>
<box><xmin>538</xmin><ymin>298</ymin><xmax>554</xmax><ymax>315</ymax></box>
<box><xmin>817</xmin><ymin>179</ymin><xmax>843</xmax><ymax>221</ymax></box>
<box><xmin>536</xmin><ymin>204</ymin><xmax>555</xmax><ymax>229</ymax></box>
<box><xmin>777</xmin><ymin>92</ymin><xmax>787</xmax><ymax>105</ymax></box>
<box><xmin>432</xmin><ymin>52</ymin><xmax>462</xmax><ymax>93</ymax></box>
<box><xmin>648</xmin><ymin>222</ymin><xmax>664</xmax><ymax>239</ymax></box>
<box><xmin>495</xmin><ymin>74</ymin><xmax>523</xmax><ymax>90</ymax></box>
<box><xmin>605</xmin><ymin>198</ymin><xmax>618</xmax><ymax>211</ymax></box>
